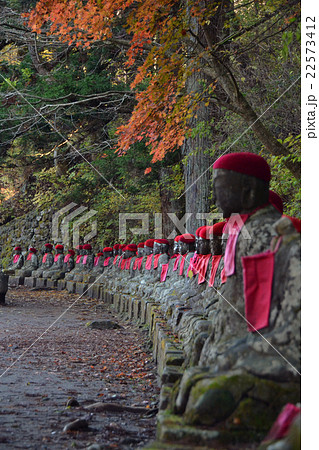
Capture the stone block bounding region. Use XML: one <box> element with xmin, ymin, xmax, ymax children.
<box><xmin>24</xmin><ymin>277</ymin><xmax>36</xmax><ymax>288</ymax></box>
<box><xmin>66</xmin><ymin>281</ymin><xmax>76</xmax><ymax>294</ymax></box>
<box><xmin>36</xmin><ymin>278</ymin><xmax>47</xmax><ymax>289</ymax></box>
<box><xmin>75</xmin><ymin>282</ymin><xmax>88</xmax><ymax>296</ymax></box>
<box><xmin>46</xmin><ymin>279</ymin><xmax>57</xmax><ymax>289</ymax></box>
<box><xmin>57</xmin><ymin>280</ymin><xmax>66</xmax><ymax>291</ymax></box>
<box><xmin>8</xmin><ymin>276</ymin><xmax>24</xmax><ymax>287</ymax></box>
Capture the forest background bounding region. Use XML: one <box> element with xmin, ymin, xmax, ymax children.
<box><xmin>0</xmin><ymin>0</ymin><xmax>301</xmax><ymax>247</ymax></box>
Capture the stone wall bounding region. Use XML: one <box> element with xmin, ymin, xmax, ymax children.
<box><xmin>0</xmin><ymin>209</ymin><xmax>53</xmax><ymax>268</ymax></box>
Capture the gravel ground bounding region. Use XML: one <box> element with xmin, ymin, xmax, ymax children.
<box><xmin>0</xmin><ymin>286</ymin><xmax>159</xmax><ymax>449</ymax></box>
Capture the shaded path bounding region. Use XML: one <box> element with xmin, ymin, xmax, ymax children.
<box><xmin>0</xmin><ymin>287</ymin><xmax>159</xmax><ymax>449</ymax></box>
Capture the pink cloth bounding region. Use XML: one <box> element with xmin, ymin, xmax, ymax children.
<box><xmin>221</xmin><ymin>267</ymin><xmax>227</xmax><ymax>284</ymax></box>
<box><xmin>264</xmin><ymin>403</ymin><xmax>301</xmax><ymax>442</ymax></box>
<box><xmin>54</xmin><ymin>254</ymin><xmax>60</xmax><ymax>263</ymax></box>
<box><xmin>27</xmin><ymin>253</ymin><xmax>32</xmax><ymax>261</ymax></box>
<box><xmin>197</xmin><ymin>254</ymin><xmax>211</xmax><ymax>284</ymax></box>
<box><xmin>113</xmin><ymin>255</ymin><xmax>119</xmax><ymax>265</ymax></box>
<box><xmin>133</xmin><ymin>256</ymin><xmax>143</xmax><ymax>270</ymax></box>
<box><xmin>64</xmin><ymin>254</ymin><xmax>71</xmax><ymax>263</ymax></box>
<box><xmin>187</xmin><ymin>253</ymin><xmax>198</xmax><ymax>278</ymax></box>
<box><xmin>153</xmin><ymin>254</ymin><xmax>161</xmax><ymax>269</ymax></box>
<box><xmin>224</xmin><ymin>214</ymin><xmax>249</xmax><ymax>277</ymax></box>
<box><xmin>179</xmin><ymin>254</ymin><xmax>187</xmax><ymax>276</ymax></box>
<box><xmin>120</xmin><ymin>258</ymin><xmax>126</xmax><ymax>270</ymax></box>
<box><xmin>125</xmin><ymin>257</ymin><xmax>132</xmax><ymax>270</ymax></box>
<box><xmin>42</xmin><ymin>253</ymin><xmax>48</xmax><ymax>263</ymax></box>
<box><xmin>82</xmin><ymin>255</ymin><xmax>88</xmax><ymax>265</ymax></box>
<box><xmin>13</xmin><ymin>255</ymin><xmax>20</xmax><ymax>264</ymax></box>
<box><xmin>76</xmin><ymin>255</ymin><xmax>81</xmax><ymax>264</ymax></box>
<box><xmin>145</xmin><ymin>254</ymin><xmax>153</xmax><ymax>271</ymax></box>
<box><xmin>94</xmin><ymin>256</ymin><xmax>100</xmax><ymax>266</ymax></box>
<box><xmin>173</xmin><ymin>254</ymin><xmax>181</xmax><ymax>271</ymax></box>
<box><xmin>242</xmin><ymin>238</ymin><xmax>282</xmax><ymax>332</ymax></box>
<box><xmin>160</xmin><ymin>264</ymin><xmax>169</xmax><ymax>282</ymax></box>
<box><xmin>208</xmin><ymin>255</ymin><xmax>222</xmax><ymax>287</ymax></box>
<box><xmin>103</xmin><ymin>257</ymin><xmax>111</xmax><ymax>267</ymax></box>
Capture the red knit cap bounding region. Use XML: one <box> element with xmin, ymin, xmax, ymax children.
<box><xmin>213</xmin><ymin>152</ymin><xmax>271</xmax><ymax>182</ymax></box>
<box><xmin>284</xmin><ymin>215</ymin><xmax>301</xmax><ymax>233</ymax></box>
<box><xmin>55</xmin><ymin>244</ymin><xmax>64</xmax><ymax>250</ymax></box>
<box><xmin>155</xmin><ymin>239</ymin><xmax>169</xmax><ymax>245</ymax></box>
<box><xmin>145</xmin><ymin>239</ymin><xmax>155</xmax><ymax>248</ymax></box>
<box><xmin>198</xmin><ymin>226</ymin><xmax>211</xmax><ymax>240</ymax></box>
<box><xmin>103</xmin><ymin>247</ymin><xmax>113</xmax><ymax>252</ymax></box>
<box><xmin>29</xmin><ymin>247</ymin><xmax>37</xmax><ymax>253</ymax></box>
<box><xmin>210</xmin><ymin>221</ymin><xmax>226</xmax><ymax>237</ymax></box>
<box><xmin>269</xmin><ymin>190</ymin><xmax>284</xmax><ymax>214</ymax></box>
<box><xmin>119</xmin><ymin>244</ymin><xmax>126</xmax><ymax>250</ymax></box>
<box><xmin>68</xmin><ymin>249</ymin><xmax>75</xmax><ymax>256</ymax></box>
<box><xmin>126</xmin><ymin>244</ymin><xmax>138</xmax><ymax>252</ymax></box>
<box><xmin>76</xmin><ymin>245</ymin><xmax>83</xmax><ymax>250</ymax></box>
<box><xmin>97</xmin><ymin>252</ymin><xmax>104</xmax><ymax>257</ymax></box>
<box><xmin>45</xmin><ymin>243</ymin><xmax>53</xmax><ymax>249</ymax></box>
<box><xmin>14</xmin><ymin>246</ymin><xmax>21</xmax><ymax>251</ymax></box>
<box><xmin>174</xmin><ymin>235</ymin><xmax>181</xmax><ymax>242</ymax></box>
<box><xmin>195</xmin><ymin>226</ymin><xmax>206</xmax><ymax>237</ymax></box>
<box><xmin>83</xmin><ymin>244</ymin><xmax>92</xmax><ymax>250</ymax></box>
<box><xmin>137</xmin><ymin>242</ymin><xmax>145</xmax><ymax>248</ymax></box>
<box><xmin>113</xmin><ymin>244</ymin><xmax>120</xmax><ymax>250</ymax></box>
<box><xmin>179</xmin><ymin>233</ymin><xmax>195</xmax><ymax>243</ymax></box>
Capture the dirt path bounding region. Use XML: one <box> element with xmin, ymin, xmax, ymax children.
<box><xmin>0</xmin><ymin>287</ymin><xmax>159</xmax><ymax>449</ymax></box>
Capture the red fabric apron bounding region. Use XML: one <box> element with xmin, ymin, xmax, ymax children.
<box><xmin>221</xmin><ymin>267</ymin><xmax>227</xmax><ymax>284</ymax></box>
<box><xmin>197</xmin><ymin>254</ymin><xmax>211</xmax><ymax>284</ymax></box>
<box><xmin>153</xmin><ymin>254</ymin><xmax>161</xmax><ymax>269</ymax></box>
<box><xmin>224</xmin><ymin>213</ymin><xmax>249</xmax><ymax>277</ymax></box>
<box><xmin>113</xmin><ymin>255</ymin><xmax>119</xmax><ymax>265</ymax></box>
<box><xmin>103</xmin><ymin>257</ymin><xmax>111</xmax><ymax>267</ymax></box>
<box><xmin>82</xmin><ymin>255</ymin><xmax>88</xmax><ymax>265</ymax></box>
<box><xmin>54</xmin><ymin>254</ymin><xmax>60</xmax><ymax>263</ymax></box>
<box><xmin>42</xmin><ymin>253</ymin><xmax>48</xmax><ymax>263</ymax></box>
<box><xmin>133</xmin><ymin>256</ymin><xmax>144</xmax><ymax>270</ymax></box>
<box><xmin>160</xmin><ymin>264</ymin><xmax>169</xmax><ymax>282</ymax></box>
<box><xmin>27</xmin><ymin>253</ymin><xmax>32</xmax><ymax>261</ymax></box>
<box><xmin>173</xmin><ymin>254</ymin><xmax>181</xmax><ymax>271</ymax></box>
<box><xmin>120</xmin><ymin>258</ymin><xmax>126</xmax><ymax>270</ymax></box>
<box><xmin>179</xmin><ymin>254</ymin><xmax>187</xmax><ymax>276</ymax></box>
<box><xmin>145</xmin><ymin>254</ymin><xmax>153</xmax><ymax>270</ymax></box>
<box><xmin>13</xmin><ymin>255</ymin><xmax>20</xmax><ymax>264</ymax></box>
<box><xmin>242</xmin><ymin>237</ymin><xmax>282</xmax><ymax>332</ymax></box>
<box><xmin>208</xmin><ymin>255</ymin><xmax>222</xmax><ymax>287</ymax></box>
<box><xmin>94</xmin><ymin>256</ymin><xmax>100</xmax><ymax>266</ymax></box>
<box><xmin>187</xmin><ymin>252</ymin><xmax>197</xmax><ymax>278</ymax></box>
<box><xmin>64</xmin><ymin>254</ymin><xmax>71</xmax><ymax>263</ymax></box>
<box><xmin>76</xmin><ymin>255</ymin><xmax>81</xmax><ymax>264</ymax></box>
<box><xmin>125</xmin><ymin>257</ymin><xmax>132</xmax><ymax>270</ymax></box>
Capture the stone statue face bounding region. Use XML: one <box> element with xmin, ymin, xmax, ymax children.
<box><xmin>196</xmin><ymin>237</ymin><xmax>210</xmax><ymax>255</ymax></box>
<box><xmin>104</xmin><ymin>251</ymin><xmax>113</xmax><ymax>257</ymax></box>
<box><xmin>153</xmin><ymin>242</ymin><xmax>169</xmax><ymax>255</ymax></box>
<box><xmin>144</xmin><ymin>246</ymin><xmax>153</xmax><ymax>256</ymax></box>
<box><xmin>113</xmin><ymin>249</ymin><xmax>119</xmax><ymax>255</ymax></box>
<box><xmin>209</xmin><ymin>236</ymin><xmax>223</xmax><ymax>255</ymax></box>
<box><xmin>213</xmin><ymin>168</ymin><xmax>269</xmax><ymax>218</ymax></box>
<box><xmin>179</xmin><ymin>241</ymin><xmax>189</xmax><ymax>255</ymax></box>
<box><xmin>124</xmin><ymin>250</ymin><xmax>135</xmax><ymax>259</ymax></box>
<box><xmin>153</xmin><ymin>242</ymin><xmax>161</xmax><ymax>255</ymax></box>
<box><xmin>173</xmin><ymin>241</ymin><xmax>179</xmax><ymax>254</ymax></box>
<box><xmin>56</xmin><ymin>248</ymin><xmax>63</xmax><ymax>254</ymax></box>
<box><xmin>137</xmin><ymin>248</ymin><xmax>144</xmax><ymax>257</ymax></box>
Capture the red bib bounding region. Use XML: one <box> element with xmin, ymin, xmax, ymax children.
<box><xmin>242</xmin><ymin>238</ymin><xmax>282</xmax><ymax>332</ymax></box>
<box><xmin>13</xmin><ymin>255</ymin><xmax>20</xmax><ymax>264</ymax></box>
<box><xmin>64</xmin><ymin>254</ymin><xmax>71</xmax><ymax>263</ymax></box>
<box><xmin>208</xmin><ymin>255</ymin><xmax>222</xmax><ymax>287</ymax></box>
<box><xmin>173</xmin><ymin>254</ymin><xmax>181</xmax><ymax>271</ymax></box>
<box><xmin>145</xmin><ymin>254</ymin><xmax>153</xmax><ymax>271</ymax></box>
<box><xmin>153</xmin><ymin>254</ymin><xmax>161</xmax><ymax>269</ymax></box>
<box><xmin>104</xmin><ymin>257</ymin><xmax>111</xmax><ymax>267</ymax></box>
<box><xmin>42</xmin><ymin>253</ymin><xmax>48</xmax><ymax>263</ymax></box>
<box><xmin>82</xmin><ymin>255</ymin><xmax>88</xmax><ymax>265</ymax></box>
<box><xmin>94</xmin><ymin>256</ymin><xmax>100</xmax><ymax>266</ymax></box>
<box><xmin>160</xmin><ymin>264</ymin><xmax>169</xmax><ymax>282</ymax></box>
